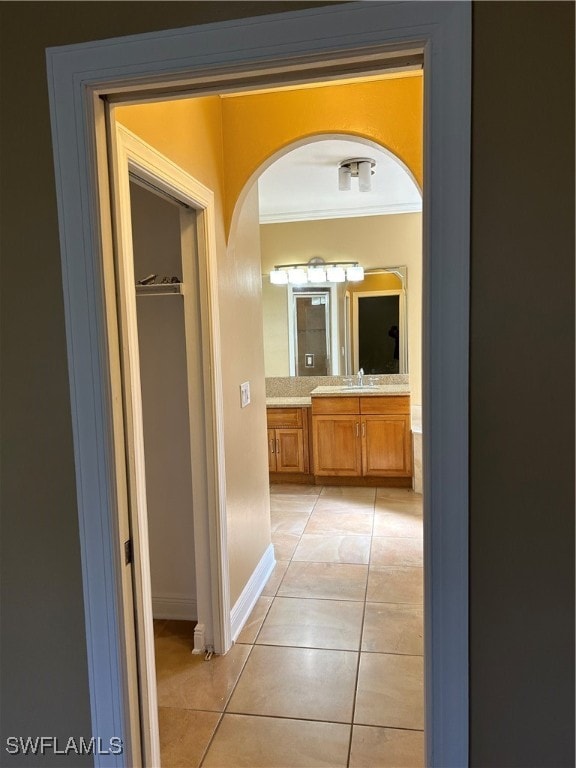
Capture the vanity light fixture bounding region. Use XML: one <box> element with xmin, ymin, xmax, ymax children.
<box><xmin>269</xmin><ymin>258</ymin><xmax>364</xmax><ymax>285</ymax></box>
<box><xmin>338</xmin><ymin>157</ymin><xmax>376</xmax><ymax>192</ymax></box>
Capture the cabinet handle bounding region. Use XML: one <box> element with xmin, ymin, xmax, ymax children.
<box><xmin>270</xmin><ymin>439</ymin><xmax>275</xmax><ymax>454</ymax></box>
<box><xmin>276</xmin><ymin>439</ymin><xmax>280</xmax><ymax>454</ymax></box>
<box><xmin>362</xmin><ymin>422</ymin><xmax>366</xmax><ymax>438</ymax></box>
<box><xmin>356</xmin><ymin>422</ymin><xmax>359</xmax><ymax>437</ymax></box>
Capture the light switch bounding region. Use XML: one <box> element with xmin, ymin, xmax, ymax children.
<box><xmin>240</xmin><ymin>381</ymin><xmax>251</xmax><ymax>408</ymax></box>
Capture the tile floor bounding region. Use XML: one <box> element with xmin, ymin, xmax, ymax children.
<box><xmin>155</xmin><ymin>484</ymin><xmax>424</xmax><ymax>767</ymax></box>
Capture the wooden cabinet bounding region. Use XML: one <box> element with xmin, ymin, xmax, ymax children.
<box><xmin>268</xmin><ymin>427</ymin><xmax>305</xmax><ymax>473</ymax></box>
<box><xmin>266</xmin><ymin>407</ymin><xmax>310</xmax><ymax>477</ymax></box>
<box><xmin>311</xmin><ymin>396</ymin><xmax>412</xmax><ymax>479</ymax></box>
<box><xmin>361</xmin><ymin>414</ymin><xmax>412</xmax><ymax>476</ymax></box>
<box><xmin>312</xmin><ymin>415</ymin><xmax>362</xmax><ymax>476</ymax></box>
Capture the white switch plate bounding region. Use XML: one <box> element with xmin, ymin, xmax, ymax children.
<box><xmin>240</xmin><ymin>381</ymin><xmax>250</xmax><ymax>408</ymax></box>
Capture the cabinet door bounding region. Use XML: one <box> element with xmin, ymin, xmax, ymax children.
<box><xmin>312</xmin><ymin>415</ymin><xmax>362</xmax><ymax>476</ymax></box>
<box><xmin>275</xmin><ymin>428</ymin><xmax>305</xmax><ymax>473</ymax></box>
<box><xmin>361</xmin><ymin>415</ymin><xmax>412</xmax><ymax>476</ymax></box>
<box><xmin>267</xmin><ymin>428</ymin><xmax>277</xmax><ymax>472</ymax></box>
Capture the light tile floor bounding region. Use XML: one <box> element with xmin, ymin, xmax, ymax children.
<box><xmin>155</xmin><ymin>484</ymin><xmax>424</xmax><ymax>767</ymax></box>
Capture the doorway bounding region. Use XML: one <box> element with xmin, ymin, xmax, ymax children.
<box><xmin>290</xmin><ymin>287</ymin><xmax>334</xmax><ymax>376</ymax></box>
<box><xmin>47</xmin><ymin>4</ymin><xmax>471</xmax><ymax>766</ymax></box>
<box><xmin>123</xmin><ymin>82</ymin><xmax>422</xmax><ymax>760</ymax></box>
<box><xmin>353</xmin><ymin>291</ymin><xmax>406</xmax><ymax>375</ymax></box>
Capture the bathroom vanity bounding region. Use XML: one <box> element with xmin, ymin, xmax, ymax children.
<box><xmin>266</xmin><ymin>384</ymin><xmax>413</xmax><ymax>487</ymax></box>
<box><xmin>266</xmin><ymin>404</ymin><xmax>311</xmax><ymax>477</ymax></box>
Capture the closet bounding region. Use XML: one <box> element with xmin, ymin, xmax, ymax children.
<box><xmin>129</xmin><ymin>180</ymin><xmax>197</xmax><ymax>624</ymax></box>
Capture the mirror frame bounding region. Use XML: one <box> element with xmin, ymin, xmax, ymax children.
<box><xmin>264</xmin><ymin>265</ymin><xmax>408</xmax><ymax>378</ymax></box>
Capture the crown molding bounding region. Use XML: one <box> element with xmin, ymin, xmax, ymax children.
<box><xmin>260</xmin><ymin>201</ymin><xmax>422</xmax><ymax>224</ymax></box>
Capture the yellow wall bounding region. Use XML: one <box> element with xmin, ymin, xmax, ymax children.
<box><xmin>117</xmin><ymin>73</ymin><xmax>423</xmax><ymax>236</ymax></box>
<box><xmin>221</xmin><ymin>75</ymin><xmax>422</xmax><ymax>230</ymax></box>
<box><xmin>116</xmin><ymin>98</ymin><xmax>225</xmax><ymax>196</ymax></box>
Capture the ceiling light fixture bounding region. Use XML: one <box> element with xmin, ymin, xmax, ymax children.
<box><xmin>338</xmin><ymin>157</ymin><xmax>376</xmax><ymax>192</ymax></box>
<box><xmin>269</xmin><ymin>258</ymin><xmax>364</xmax><ymax>286</ymax></box>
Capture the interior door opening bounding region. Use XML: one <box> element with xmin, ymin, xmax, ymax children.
<box><xmin>46</xmin><ymin>6</ymin><xmax>471</xmax><ymax>763</ymax></box>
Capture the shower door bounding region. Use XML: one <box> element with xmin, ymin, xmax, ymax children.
<box><xmin>292</xmin><ymin>289</ymin><xmax>331</xmax><ymax>376</ymax></box>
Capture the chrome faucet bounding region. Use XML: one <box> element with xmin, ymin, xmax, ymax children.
<box><xmin>357</xmin><ymin>368</ymin><xmax>364</xmax><ymax>387</ymax></box>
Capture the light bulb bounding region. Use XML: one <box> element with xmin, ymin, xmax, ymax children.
<box><xmin>346</xmin><ymin>265</ymin><xmax>364</xmax><ymax>282</ymax></box>
<box><xmin>326</xmin><ymin>265</ymin><xmax>346</xmax><ymax>282</ymax></box>
<box><xmin>358</xmin><ymin>160</ymin><xmax>372</xmax><ymax>192</ymax></box>
<box><xmin>270</xmin><ymin>269</ymin><xmax>288</xmax><ymax>285</ymax></box>
<box><xmin>289</xmin><ymin>267</ymin><xmax>308</xmax><ymax>284</ymax></box>
<box><xmin>308</xmin><ymin>265</ymin><xmax>327</xmax><ymax>282</ymax></box>
<box><xmin>338</xmin><ymin>165</ymin><xmax>351</xmax><ymax>191</ymax></box>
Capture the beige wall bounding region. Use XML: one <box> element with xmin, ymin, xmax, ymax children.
<box><xmin>262</xmin><ymin>277</ymin><xmax>290</xmax><ymax>377</ymax></box>
<box><xmin>222</xmin><ymin>184</ymin><xmax>272</xmax><ymax>604</ymax></box>
<box><xmin>0</xmin><ymin>3</ymin><xmax>573</xmax><ymax>766</ymax></box>
<box><xmin>260</xmin><ymin>214</ymin><xmax>422</xmax><ymax>404</ymax></box>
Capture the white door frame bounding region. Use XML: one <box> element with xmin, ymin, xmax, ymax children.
<box><xmin>107</xmin><ymin>122</ymin><xmax>229</xmax><ymax>766</ymax></box>
<box><xmin>46</xmin><ymin>3</ymin><xmax>471</xmax><ymax>766</ymax></box>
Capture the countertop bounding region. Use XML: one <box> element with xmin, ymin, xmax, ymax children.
<box><xmin>266</xmin><ymin>396</ymin><xmax>312</xmax><ymax>407</ymax></box>
<box><xmin>310</xmin><ymin>384</ymin><xmax>411</xmax><ymax>397</ymax></box>
<box><xmin>265</xmin><ymin>386</ymin><xmax>410</xmax><ymax>407</ymax></box>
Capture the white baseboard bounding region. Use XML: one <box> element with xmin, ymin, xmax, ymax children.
<box><xmin>192</xmin><ymin>623</ymin><xmax>205</xmax><ymax>654</ymax></box>
<box><xmin>152</xmin><ymin>594</ymin><xmax>197</xmax><ymax>621</ymax></box>
<box><xmin>230</xmin><ymin>544</ymin><xmax>276</xmax><ymax>641</ymax></box>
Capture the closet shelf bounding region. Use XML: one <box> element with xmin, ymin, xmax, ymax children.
<box><xmin>135</xmin><ymin>282</ymin><xmax>183</xmax><ymax>296</ymax></box>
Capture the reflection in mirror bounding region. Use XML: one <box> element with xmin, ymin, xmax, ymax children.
<box><xmin>290</xmin><ymin>287</ymin><xmax>333</xmax><ymax>376</ymax></box>
<box><xmin>262</xmin><ymin>267</ymin><xmax>407</xmax><ymax>377</ymax></box>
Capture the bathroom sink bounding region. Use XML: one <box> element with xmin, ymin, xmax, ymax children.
<box><xmin>336</xmin><ymin>385</ymin><xmax>379</xmax><ymax>392</ymax></box>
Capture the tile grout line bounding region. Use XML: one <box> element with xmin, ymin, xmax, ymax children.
<box><xmin>345</xmin><ymin>486</ymin><xmax>376</xmax><ymax>768</ymax></box>
<box><xmin>198</xmin><ymin>641</ymin><xmax>257</xmax><ymax>767</ymax></box>
<box><xmin>196</xmin><ymin>711</ymin><xmax>224</xmax><ymax>768</ymax></box>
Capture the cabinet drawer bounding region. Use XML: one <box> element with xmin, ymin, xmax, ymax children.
<box><xmin>311</xmin><ymin>396</ymin><xmax>360</xmax><ymax>415</ymax></box>
<box><xmin>360</xmin><ymin>396</ymin><xmax>410</xmax><ymax>415</ymax></box>
<box><xmin>267</xmin><ymin>407</ymin><xmax>303</xmax><ymax>428</ymax></box>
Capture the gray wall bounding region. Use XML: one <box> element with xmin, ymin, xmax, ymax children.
<box><xmin>470</xmin><ymin>3</ymin><xmax>574</xmax><ymax>764</ymax></box>
<box><xmin>0</xmin><ymin>2</ymin><xmax>573</xmax><ymax>766</ymax></box>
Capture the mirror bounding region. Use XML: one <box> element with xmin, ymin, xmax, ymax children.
<box><xmin>262</xmin><ymin>267</ymin><xmax>407</xmax><ymax>377</ymax></box>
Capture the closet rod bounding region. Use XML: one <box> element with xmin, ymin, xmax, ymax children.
<box><xmin>129</xmin><ymin>172</ymin><xmax>192</xmax><ymax>210</ymax></box>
